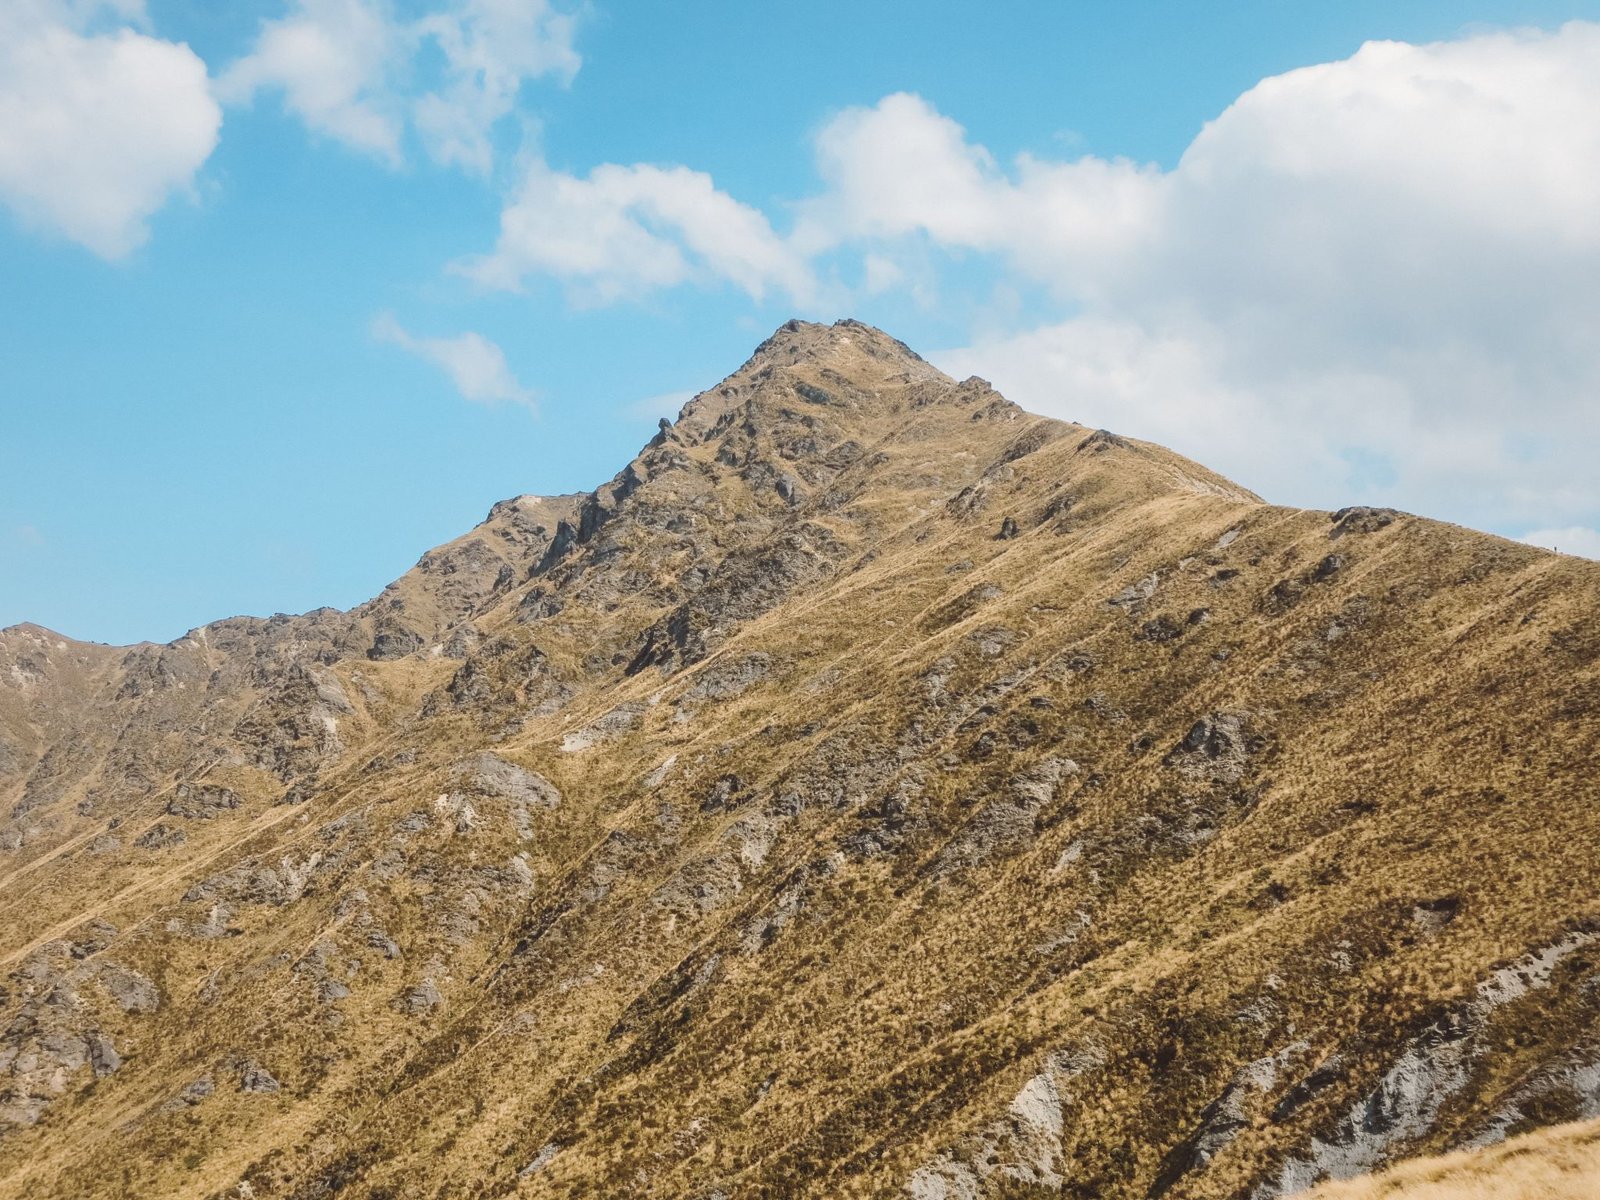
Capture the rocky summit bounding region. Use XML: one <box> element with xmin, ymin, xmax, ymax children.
<box><xmin>1</xmin><ymin>320</ymin><xmax>1597</xmax><ymax>1199</ymax></box>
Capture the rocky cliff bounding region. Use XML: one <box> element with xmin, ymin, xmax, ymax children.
<box><xmin>1</xmin><ymin>320</ymin><xmax>1596</xmax><ymax>1198</ymax></box>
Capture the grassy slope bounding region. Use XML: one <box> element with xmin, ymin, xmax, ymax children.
<box><xmin>1305</xmin><ymin>1117</ymin><xmax>1600</xmax><ymax>1199</ymax></box>
<box><xmin>0</xmin><ymin>322</ymin><xmax>1595</xmax><ymax>1199</ymax></box>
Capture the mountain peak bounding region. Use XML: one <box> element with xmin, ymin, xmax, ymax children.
<box><xmin>2</xmin><ymin>323</ymin><xmax>1597</xmax><ymax>1200</ymax></box>
<box><xmin>663</xmin><ymin>318</ymin><xmax>964</xmax><ymax>450</ymax></box>
<box><xmin>751</xmin><ymin>317</ymin><xmax>930</xmax><ymax>367</ymax></box>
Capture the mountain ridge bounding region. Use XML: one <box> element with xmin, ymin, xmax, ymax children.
<box><xmin>1</xmin><ymin>320</ymin><xmax>1596</xmax><ymax>1199</ymax></box>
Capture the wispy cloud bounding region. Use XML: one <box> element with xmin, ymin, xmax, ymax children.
<box><xmin>372</xmin><ymin>312</ymin><xmax>535</xmax><ymax>411</ymax></box>
<box><xmin>218</xmin><ymin>0</ymin><xmax>580</xmax><ymax>174</ymax></box>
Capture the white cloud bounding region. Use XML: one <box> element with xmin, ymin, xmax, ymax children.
<box><xmin>795</xmin><ymin>92</ymin><xmax>1163</xmax><ymax>296</ymax></box>
<box><xmin>414</xmin><ymin>0</ymin><xmax>580</xmax><ymax>174</ymax></box>
<box><xmin>806</xmin><ymin>25</ymin><xmax>1600</xmax><ymax>534</ymax></box>
<box><xmin>1518</xmin><ymin>526</ymin><xmax>1600</xmax><ymax>560</ymax></box>
<box><xmin>441</xmin><ymin>20</ymin><xmax>1598</xmax><ymax>539</ymax></box>
<box><xmin>217</xmin><ymin>0</ymin><xmax>403</xmax><ymax>162</ymax></box>
<box><xmin>372</xmin><ymin>312</ymin><xmax>535</xmax><ymax>410</ymax></box>
<box><xmin>0</xmin><ymin>0</ymin><xmax>222</xmax><ymax>258</ymax></box>
<box><xmin>220</xmin><ymin>0</ymin><xmax>579</xmax><ymax>172</ymax></box>
<box><xmin>460</xmin><ymin>160</ymin><xmax>815</xmax><ymax>304</ymax></box>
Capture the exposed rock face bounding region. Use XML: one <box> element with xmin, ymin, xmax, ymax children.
<box><xmin>164</xmin><ymin>782</ymin><xmax>241</xmax><ymax>819</ymax></box>
<box><xmin>0</xmin><ymin>320</ymin><xmax>1597</xmax><ymax>1200</ymax></box>
<box><xmin>1254</xmin><ymin>931</ymin><xmax>1600</xmax><ymax>1197</ymax></box>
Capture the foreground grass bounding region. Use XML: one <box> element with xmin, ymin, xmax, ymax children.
<box><xmin>1307</xmin><ymin>1117</ymin><xmax>1600</xmax><ymax>1200</ymax></box>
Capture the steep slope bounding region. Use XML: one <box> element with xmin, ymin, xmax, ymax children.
<box><xmin>0</xmin><ymin>321</ymin><xmax>1596</xmax><ymax>1199</ymax></box>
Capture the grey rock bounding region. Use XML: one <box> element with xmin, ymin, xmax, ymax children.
<box><xmin>134</xmin><ymin>823</ymin><xmax>187</xmax><ymax>850</ymax></box>
<box><xmin>1109</xmin><ymin>572</ymin><xmax>1160</xmax><ymax>609</ymax></box>
<box><xmin>1329</xmin><ymin>506</ymin><xmax>1398</xmax><ymax>539</ymax></box>
<box><xmin>237</xmin><ymin>1059</ymin><xmax>280</xmax><ymax>1093</ymax></box>
<box><xmin>367</xmin><ymin>624</ymin><xmax>424</xmax><ymax>661</ymax></box>
<box><xmin>682</xmin><ymin>652</ymin><xmax>773</xmax><ymax>704</ymax></box>
<box><xmin>1257</xmin><ymin>931</ymin><xmax>1597</xmax><ymax>1196</ymax></box>
<box><xmin>86</xmin><ymin>1032</ymin><xmax>120</xmax><ymax>1077</ymax></box>
<box><xmin>183</xmin><ymin>852</ymin><xmax>330</xmax><ymax>907</ymax></box>
<box><xmin>166</xmin><ymin>782</ymin><xmax>243</xmax><ymax>819</ymax></box>
<box><xmin>366</xmin><ymin>930</ymin><xmax>402</xmax><ymax>959</ymax></box>
<box><xmin>401</xmin><ymin>980</ymin><xmax>442</xmax><ymax>1014</ymax></box>
<box><xmin>95</xmin><ymin>962</ymin><xmax>159</xmax><ymax>1014</ymax></box>
<box><xmin>519</xmin><ymin>1142</ymin><xmax>561</xmax><ymax>1177</ymax></box>
<box><xmin>932</xmin><ymin>758</ymin><xmax>1077</xmax><ymax>875</ymax></box>
<box><xmin>1168</xmin><ymin>713</ymin><xmax>1261</xmax><ymax>785</ymax></box>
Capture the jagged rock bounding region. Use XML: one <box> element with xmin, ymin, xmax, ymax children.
<box><xmin>133</xmin><ymin>823</ymin><xmax>187</xmax><ymax>850</ymax></box>
<box><xmin>86</xmin><ymin>1033</ymin><xmax>120</xmax><ymax>1077</ymax></box>
<box><xmin>443</xmin><ymin>622</ymin><xmax>482</xmax><ymax>658</ymax></box>
<box><xmin>1258</xmin><ymin>932</ymin><xmax>1599</xmax><ymax>1196</ymax></box>
<box><xmin>561</xmin><ymin>703</ymin><xmax>643</xmax><ymax>752</ymax></box>
<box><xmin>1109</xmin><ymin>572</ymin><xmax>1161</xmax><ymax>609</ymax></box>
<box><xmin>1167</xmin><ymin>712</ymin><xmax>1262</xmax><ymax>784</ymax></box>
<box><xmin>95</xmin><ymin>962</ymin><xmax>159</xmax><ymax>1014</ymax></box>
<box><xmin>162</xmin><ymin>1074</ymin><xmax>214</xmax><ymax>1112</ymax></box>
<box><xmin>907</xmin><ymin>1047</ymin><xmax>1104</xmax><ymax>1197</ymax></box>
<box><xmin>401</xmin><ymin>980</ymin><xmax>442</xmax><ymax>1014</ymax></box>
<box><xmin>1079</xmin><ymin>428</ymin><xmax>1131</xmax><ymax>453</ymax></box>
<box><xmin>237</xmin><ymin>1060</ymin><xmax>279</xmax><ymax>1093</ymax></box>
<box><xmin>932</xmin><ymin>758</ymin><xmax>1077</xmax><ymax>875</ymax></box>
<box><xmin>451</xmin><ymin>751</ymin><xmax>562</xmax><ymax>834</ymax></box>
<box><xmin>368</xmin><ymin>624</ymin><xmax>424</xmax><ymax>661</ymax></box>
<box><xmin>1135</xmin><ymin>615</ymin><xmax>1184</xmax><ymax>643</ymax></box>
<box><xmin>183</xmin><ymin>852</ymin><xmax>331</xmax><ymax>906</ymax></box>
<box><xmin>682</xmin><ymin>653</ymin><xmax>773</xmax><ymax>704</ymax></box>
<box><xmin>434</xmin><ymin>791</ymin><xmax>480</xmax><ymax>834</ymax></box>
<box><xmin>1330</xmin><ymin>506</ymin><xmax>1399</xmax><ymax>538</ymax></box>
<box><xmin>278</xmin><ymin>776</ymin><xmax>318</xmax><ymax>805</ymax></box>
<box><xmin>165</xmin><ymin>782</ymin><xmax>242</xmax><ymax>819</ymax></box>
<box><xmin>366</xmin><ymin>929</ymin><xmax>402</xmax><ymax>959</ymax></box>
<box><xmin>519</xmin><ymin>1142</ymin><xmax>561</xmax><ymax>1177</ymax></box>
<box><xmin>1313</xmin><ymin>553</ymin><xmax>1346</xmax><ymax>581</ymax></box>
<box><xmin>1150</xmin><ymin>1049</ymin><xmax>1299</xmax><ymax>1196</ymax></box>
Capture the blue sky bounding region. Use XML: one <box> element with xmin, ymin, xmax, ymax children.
<box><xmin>4</xmin><ymin>0</ymin><xmax>1600</xmax><ymax>645</ymax></box>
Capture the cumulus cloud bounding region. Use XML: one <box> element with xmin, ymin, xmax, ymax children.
<box><xmin>1518</xmin><ymin>526</ymin><xmax>1600</xmax><ymax>560</ymax></box>
<box><xmin>0</xmin><ymin>0</ymin><xmax>222</xmax><ymax>258</ymax></box>
<box><xmin>372</xmin><ymin>313</ymin><xmax>535</xmax><ymax>410</ymax></box>
<box><xmin>435</xmin><ymin>18</ymin><xmax>1600</xmax><ymax>538</ymax></box>
<box><xmin>219</xmin><ymin>0</ymin><xmax>579</xmax><ymax>172</ymax></box>
<box><xmin>823</xmin><ymin>25</ymin><xmax>1600</xmax><ymax>533</ymax></box>
<box><xmin>459</xmin><ymin>160</ymin><xmax>815</xmax><ymax>304</ymax></box>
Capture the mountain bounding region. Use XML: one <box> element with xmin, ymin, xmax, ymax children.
<box><xmin>1</xmin><ymin>320</ymin><xmax>1597</xmax><ymax>1199</ymax></box>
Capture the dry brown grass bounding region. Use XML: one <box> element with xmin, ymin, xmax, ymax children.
<box><xmin>1304</xmin><ymin>1118</ymin><xmax>1600</xmax><ymax>1200</ymax></box>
